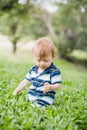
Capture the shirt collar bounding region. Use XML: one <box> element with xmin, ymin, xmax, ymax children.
<box><xmin>34</xmin><ymin>62</ymin><xmax>53</xmax><ymax>74</ymax></box>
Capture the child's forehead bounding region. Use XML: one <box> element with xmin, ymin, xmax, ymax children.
<box><xmin>36</xmin><ymin>55</ymin><xmax>51</xmax><ymax>60</ymax></box>
<box><xmin>34</xmin><ymin>51</ymin><xmax>52</xmax><ymax>58</ymax></box>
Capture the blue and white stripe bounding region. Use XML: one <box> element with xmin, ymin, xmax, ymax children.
<box><xmin>25</xmin><ymin>63</ymin><xmax>62</xmax><ymax>106</ymax></box>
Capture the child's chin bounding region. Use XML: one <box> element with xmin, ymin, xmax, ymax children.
<box><xmin>41</xmin><ymin>67</ymin><xmax>46</xmax><ymax>70</ymax></box>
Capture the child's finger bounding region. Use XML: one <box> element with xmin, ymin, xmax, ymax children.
<box><xmin>44</xmin><ymin>82</ymin><xmax>49</xmax><ymax>86</ymax></box>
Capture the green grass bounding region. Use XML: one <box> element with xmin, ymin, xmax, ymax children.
<box><xmin>68</xmin><ymin>50</ymin><xmax>87</xmax><ymax>66</ymax></box>
<box><xmin>71</xmin><ymin>50</ymin><xmax>87</xmax><ymax>60</ymax></box>
<box><xmin>0</xmin><ymin>51</ymin><xmax>87</xmax><ymax>130</ymax></box>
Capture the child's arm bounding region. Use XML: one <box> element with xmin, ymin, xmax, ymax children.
<box><xmin>13</xmin><ymin>79</ymin><xmax>30</xmax><ymax>96</ymax></box>
<box><xmin>43</xmin><ymin>82</ymin><xmax>61</xmax><ymax>93</ymax></box>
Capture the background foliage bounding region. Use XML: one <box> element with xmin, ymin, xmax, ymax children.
<box><xmin>0</xmin><ymin>0</ymin><xmax>87</xmax><ymax>57</ymax></box>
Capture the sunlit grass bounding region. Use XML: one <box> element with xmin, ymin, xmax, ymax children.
<box><xmin>0</xmin><ymin>51</ymin><xmax>87</xmax><ymax>130</ymax></box>
<box><xmin>71</xmin><ymin>50</ymin><xmax>87</xmax><ymax>60</ymax></box>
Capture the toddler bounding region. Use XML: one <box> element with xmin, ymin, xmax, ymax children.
<box><xmin>13</xmin><ymin>37</ymin><xmax>62</xmax><ymax>107</ymax></box>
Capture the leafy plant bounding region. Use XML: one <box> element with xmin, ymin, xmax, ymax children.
<box><xmin>0</xmin><ymin>53</ymin><xmax>87</xmax><ymax>130</ymax></box>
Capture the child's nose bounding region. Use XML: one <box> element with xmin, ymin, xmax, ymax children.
<box><xmin>40</xmin><ymin>61</ymin><xmax>44</xmax><ymax>65</ymax></box>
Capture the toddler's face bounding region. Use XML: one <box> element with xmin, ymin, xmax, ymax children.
<box><xmin>35</xmin><ymin>55</ymin><xmax>53</xmax><ymax>70</ymax></box>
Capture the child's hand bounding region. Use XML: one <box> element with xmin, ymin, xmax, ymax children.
<box><xmin>43</xmin><ymin>82</ymin><xmax>51</xmax><ymax>93</ymax></box>
<box><xmin>13</xmin><ymin>91</ymin><xmax>18</xmax><ymax>96</ymax></box>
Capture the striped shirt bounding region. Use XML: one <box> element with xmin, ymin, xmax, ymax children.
<box><xmin>25</xmin><ymin>63</ymin><xmax>62</xmax><ymax>106</ymax></box>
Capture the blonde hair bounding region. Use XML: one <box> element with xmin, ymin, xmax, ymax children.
<box><xmin>32</xmin><ymin>37</ymin><xmax>55</xmax><ymax>58</ymax></box>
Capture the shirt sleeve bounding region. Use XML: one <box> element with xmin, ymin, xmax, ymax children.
<box><xmin>51</xmin><ymin>69</ymin><xmax>62</xmax><ymax>84</ymax></box>
<box><xmin>25</xmin><ymin>71</ymin><xmax>31</xmax><ymax>81</ymax></box>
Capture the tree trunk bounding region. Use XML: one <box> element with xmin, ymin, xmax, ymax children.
<box><xmin>13</xmin><ymin>43</ymin><xmax>17</xmax><ymax>53</ymax></box>
<box><xmin>42</xmin><ymin>13</ymin><xmax>57</xmax><ymax>39</ymax></box>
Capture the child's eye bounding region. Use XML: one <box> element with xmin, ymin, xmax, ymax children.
<box><xmin>37</xmin><ymin>60</ymin><xmax>40</xmax><ymax>62</ymax></box>
<box><xmin>44</xmin><ymin>60</ymin><xmax>48</xmax><ymax>62</ymax></box>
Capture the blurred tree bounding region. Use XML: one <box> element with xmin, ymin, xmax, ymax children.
<box><xmin>75</xmin><ymin>7</ymin><xmax>87</xmax><ymax>51</ymax></box>
<box><xmin>53</xmin><ymin>0</ymin><xmax>87</xmax><ymax>58</ymax></box>
<box><xmin>0</xmin><ymin>0</ymin><xmax>18</xmax><ymax>11</ymax></box>
<box><xmin>0</xmin><ymin>0</ymin><xmax>39</xmax><ymax>53</ymax></box>
<box><xmin>0</xmin><ymin>0</ymin><xmax>87</xmax><ymax>58</ymax></box>
<box><xmin>0</xmin><ymin>0</ymin><xmax>51</xmax><ymax>53</ymax></box>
